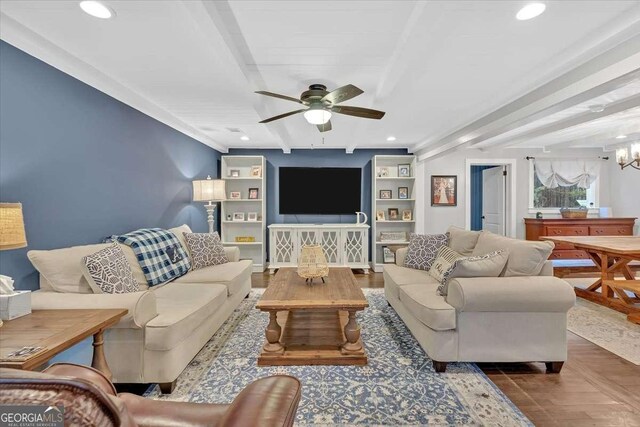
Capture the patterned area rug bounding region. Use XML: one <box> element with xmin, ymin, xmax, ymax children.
<box><xmin>146</xmin><ymin>289</ymin><xmax>530</xmax><ymax>426</ymax></box>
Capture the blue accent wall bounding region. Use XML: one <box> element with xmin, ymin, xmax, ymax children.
<box><xmin>0</xmin><ymin>41</ymin><xmax>221</xmax><ymax>291</ymax></box>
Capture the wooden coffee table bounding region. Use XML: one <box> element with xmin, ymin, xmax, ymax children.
<box><xmin>256</xmin><ymin>267</ymin><xmax>369</xmax><ymax>366</ymax></box>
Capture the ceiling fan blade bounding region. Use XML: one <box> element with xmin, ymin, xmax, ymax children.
<box><xmin>332</xmin><ymin>105</ymin><xmax>385</xmax><ymax>120</ymax></box>
<box><xmin>322</xmin><ymin>84</ymin><xmax>364</xmax><ymax>105</ymax></box>
<box><xmin>255</xmin><ymin>91</ymin><xmax>304</xmax><ymax>104</ymax></box>
<box><xmin>317</xmin><ymin>120</ymin><xmax>332</xmax><ymax>132</ymax></box>
<box><xmin>259</xmin><ymin>109</ymin><xmax>306</xmax><ymax>123</ymax></box>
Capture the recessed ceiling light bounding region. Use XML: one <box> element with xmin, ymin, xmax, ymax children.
<box><xmin>240</xmin><ymin>135</ymin><xmax>250</xmax><ymax>141</ymax></box>
<box><xmin>516</xmin><ymin>3</ymin><xmax>546</xmax><ymax>21</ymax></box>
<box><xmin>386</xmin><ymin>136</ymin><xmax>396</xmax><ymax>142</ymax></box>
<box><xmin>588</xmin><ymin>104</ymin><xmax>605</xmax><ymax>113</ymax></box>
<box><xmin>79</xmin><ymin>1</ymin><xmax>115</xmax><ymax>19</ymax></box>
<box><xmin>616</xmin><ymin>135</ymin><xmax>627</xmax><ymax>139</ymax></box>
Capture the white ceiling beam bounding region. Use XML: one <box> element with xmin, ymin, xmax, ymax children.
<box><xmin>182</xmin><ymin>0</ymin><xmax>292</xmax><ymax>153</ymax></box>
<box><xmin>414</xmin><ymin>31</ymin><xmax>640</xmax><ymax>161</ymax></box>
<box><xmin>541</xmin><ymin>134</ymin><xmax>629</xmax><ymax>151</ymax></box>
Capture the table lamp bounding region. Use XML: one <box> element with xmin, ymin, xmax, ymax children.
<box><xmin>192</xmin><ymin>176</ymin><xmax>226</xmax><ymax>233</ymax></box>
<box><xmin>0</xmin><ymin>203</ymin><xmax>28</xmax><ymax>296</ymax></box>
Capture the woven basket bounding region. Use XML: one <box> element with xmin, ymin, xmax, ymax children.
<box><xmin>559</xmin><ymin>208</ymin><xmax>588</xmax><ymax>219</ymax></box>
<box><xmin>297</xmin><ymin>245</ymin><xmax>329</xmax><ymax>281</ymax></box>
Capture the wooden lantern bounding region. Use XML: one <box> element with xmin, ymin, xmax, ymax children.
<box><xmin>297</xmin><ymin>245</ymin><xmax>329</xmax><ymax>284</ymax></box>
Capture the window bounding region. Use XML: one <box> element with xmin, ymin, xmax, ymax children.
<box><xmin>529</xmin><ymin>162</ymin><xmax>599</xmax><ymax>210</ymax></box>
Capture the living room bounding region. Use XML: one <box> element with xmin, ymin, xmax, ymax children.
<box><xmin>0</xmin><ymin>1</ymin><xmax>639</xmax><ymax>426</ymax></box>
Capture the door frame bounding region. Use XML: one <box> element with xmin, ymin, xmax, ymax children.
<box><xmin>465</xmin><ymin>159</ymin><xmax>517</xmax><ymax>238</ymax></box>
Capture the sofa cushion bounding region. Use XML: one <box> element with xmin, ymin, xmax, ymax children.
<box><xmin>173</xmin><ymin>260</ymin><xmax>252</xmax><ymax>296</ymax></box>
<box><xmin>447</xmin><ymin>226</ymin><xmax>480</xmax><ymax>256</ymax></box>
<box><xmin>472</xmin><ymin>232</ymin><xmax>554</xmax><ymax>277</ymax></box>
<box><xmin>399</xmin><ymin>283</ymin><xmax>456</xmax><ymax>331</ymax></box>
<box><xmin>81</xmin><ymin>244</ymin><xmax>139</xmax><ymax>294</ymax></box>
<box><xmin>184</xmin><ymin>232</ymin><xmax>228</xmax><ymax>270</ymax></box>
<box><xmin>145</xmin><ymin>282</ymin><xmax>227</xmax><ymax>351</ymax></box>
<box><xmin>404</xmin><ymin>233</ymin><xmax>449</xmax><ymax>271</ymax></box>
<box><xmin>383</xmin><ymin>264</ymin><xmax>438</xmax><ymax>299</ymax></box>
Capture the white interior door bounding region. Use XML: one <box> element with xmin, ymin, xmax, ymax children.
<box><xmin>482</xmin><ymin>166</ymin><xmax>506</xmax><ymax>235</ymax></box>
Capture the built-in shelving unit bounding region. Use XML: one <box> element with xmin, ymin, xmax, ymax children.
<box><xmin>221</xmin><ymin>155</ymin><xmax>267</xmax><ymax>272</ymax></box>
<box><xmin>371</xmin><ymin>154</ymin><xmax>417</xmax><ymax>272</ymax></box>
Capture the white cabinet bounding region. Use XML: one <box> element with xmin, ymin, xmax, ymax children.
<box><xmin>268</xmin><ymin>224</ymin><xmax>369</xmax><ymax>273</ymax></box>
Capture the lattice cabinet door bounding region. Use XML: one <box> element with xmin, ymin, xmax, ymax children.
<box><xmin>343</xmin><ymin>228</ymin><xmax>367</xmax><ymax>265</ymax></box>
<box><xmin>320</xmin><ymin>230</ymin><xmax>341</xmax><ymax>265</ymax></box>
<box><xmin>295</xmin><ymin>229</ymin><xmax>321</xmax><ymax>263</ymax></box>
<box><xmin>271</xmin><ymin>228</ymin><xmax>295</xmax><ymax>266</ymax></box>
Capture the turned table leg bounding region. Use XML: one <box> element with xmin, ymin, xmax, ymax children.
<box><xmin>91</xmin><ymin>330</ymin><xmax>112</xmax><ymax>381</ymax></box>
<box><xmin>263</xmin><ymin>311</ymin><xmax>283</xmax><ymax>353</ymax></box>
<box><xmin>342</xmin><ymin>310</ymin><xmax>362</xmax><ymax>352</ymax></box>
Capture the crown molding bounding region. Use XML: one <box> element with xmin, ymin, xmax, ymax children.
<box><xmin>0</xmin><ymin>13</ymin><xmax>228</xmax><ymax>153</ymax></box>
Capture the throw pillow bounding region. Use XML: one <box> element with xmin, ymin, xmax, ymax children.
<box><xmin>428</xmin><ymin>246</ymin><xmax>463</xmax><ymax>283</ymax></box>
<box><xmin>404</xmin><ymin>233</ymin><xmax>449</xmax><ymax>271</ymax></box>
<box><xmin>436</xmin><ymin>250</ymin><xmax>508</xmax><ymax>296</ymax></box>
<box><xmin>184</xmin><ymin>232</ymin><xmax>229</xmax><ymax>270</ymax></box>
<box><xmin>447</xmin><ymin>226</ymin><xmax>480</xmax><ymax>256</ymax></box>
<box><xmin>81</xmin><ymin>244</ymin><xmax>139</xmax><ymax>294</ymax></box>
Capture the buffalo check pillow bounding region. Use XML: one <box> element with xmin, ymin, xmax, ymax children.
<box><xmin>403</xmin><ymin>233</ymin><xmax>449</xmax><ymax>271</ymax></box>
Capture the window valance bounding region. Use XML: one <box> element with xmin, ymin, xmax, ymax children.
<box><xmin>533</xmin><ymin>159</ymin><xmax>600</xmax><ymax>189</ymax></box>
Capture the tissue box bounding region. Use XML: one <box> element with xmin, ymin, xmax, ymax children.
<box><xmin>0</xmin><ymin>290</ymin><xmax>32</xmax><ymax>320</ymax></box>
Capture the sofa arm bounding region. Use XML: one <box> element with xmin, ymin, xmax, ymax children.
<box><xmin>32</xmin><ymin>290</ymin><xmax>157</xmax><ymax>329</ymax></box>
<box><xmin>224</xmin><ymin>246</ymin><xmax>241</xmax><ymax>262</ymax></box>
<box><xmin>395</xmin><ymin>247</ymin><xmax>408</xmax><ymax>267</ymax></box>
<box><xmin>446</xmin><ymin>276</ymin><xmax>575</xmax><ymax>313</ymax></box>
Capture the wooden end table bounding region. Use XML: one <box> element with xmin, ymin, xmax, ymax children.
<box><xmin>256</xmin><ymin>267</ymin><xmax>369</xmax><ymax>366</ymax></box>
<box><xmin>0</xmin><ymin>309</ymin><xmax>127</xmax><ymax>379</ymax></box>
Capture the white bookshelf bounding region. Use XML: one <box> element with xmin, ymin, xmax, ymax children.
<box><xmin>371</xmin><ymin>155</ymin><xmax>417</xmax><ymax>272</ymax></box>
<box><xmin>221</xmin><ymin>155</ymin><xmax>267</xmax><ymax>272</ymax></box>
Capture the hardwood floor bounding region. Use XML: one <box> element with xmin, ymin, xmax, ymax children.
<box><xmin>253</xmin><ymin>271</ymin><xmax>640</xmax><ymax>426</ymax></box>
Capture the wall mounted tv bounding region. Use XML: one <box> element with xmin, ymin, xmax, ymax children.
<box><xmin>279</xmin><ymin>167</ymin><xmax>361</xmax><ymax>215</ymax></box>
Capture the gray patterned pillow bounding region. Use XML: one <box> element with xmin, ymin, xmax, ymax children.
<box><xmin>184</xmin><ymin>232</ymin><xmax>229</xmax><ymax>270</ymax></box>
<box><xmin>81</xmin><ymin>244</ymin><xmax>139</xmax><ymax>294</ymax></box>
<box><xmin>436</xmin><ymin>250</ymin><xmax>508</xmax><ymax>296</ymax></box>
<box><xmin>404</xmin><ymin>233</ymin><xmax>449</xmax><ymax>271</ymax></box>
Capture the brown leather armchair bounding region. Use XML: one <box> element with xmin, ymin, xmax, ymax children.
<box><xmin>0</xmin><ymin>363</ymin><xmax>301</xmax><ymax>427</ymax></box>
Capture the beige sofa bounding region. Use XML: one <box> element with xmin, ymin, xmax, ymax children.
<box><xmin>384</xmin><ymin>228</ymin><xmax>576</xmax><ymax>373</ymax></box>
<box><xmin>28</xmin><ymin>225</ymin><xmax>252</xmax><ymax>393</ymax></box>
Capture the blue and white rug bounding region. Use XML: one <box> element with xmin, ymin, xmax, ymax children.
<box><xmin>147</xmin><ymin>289</ymin><xmax>531</xmax><ymax>426</ymax></box>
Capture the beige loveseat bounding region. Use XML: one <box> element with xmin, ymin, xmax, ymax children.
<box><xmin>27</xmin><ymin>225</ymin><xmax>252</xmax><ymax>393</ymax></box>
<box><xmin>384</xmin><ymin>227</ymin><xmax>576</xmax><ymax>373</ymax></box>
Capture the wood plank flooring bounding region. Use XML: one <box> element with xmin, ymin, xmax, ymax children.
<box><xmin>254</xmin><ymin>271</ymin><xmax>640</xmax><ymax>426</ymax></box>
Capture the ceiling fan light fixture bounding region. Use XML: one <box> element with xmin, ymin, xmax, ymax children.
<box><xmin>303</xmin><ymin>107</ymin><xmax>332</xmax><ymax>125</ymax></box>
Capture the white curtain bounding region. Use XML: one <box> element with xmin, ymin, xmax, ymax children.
<box><xmin>534</xmin><ymin>159</ymin><xmax>600</xmax><ymax>189</ymax></box>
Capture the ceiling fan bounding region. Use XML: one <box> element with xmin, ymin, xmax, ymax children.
<box><xmin>255</xmin><ymin>84</ymin><xmax>385</xmax><ymax>132</ymax></box>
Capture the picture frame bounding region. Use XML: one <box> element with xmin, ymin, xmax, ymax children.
<box><xmin>398</xmin><ymin>164</ymin><xmax>411</xmax><ymax>177</ymax></box>
<box><xmin>431</xmin><ymin>175</ymin><xmax>457</xmax><ymax>206</ymax></box>
<box><xmin>377</xmin><ymin>167</ymin><xmax>389</xmax><ymax>177</ymax></box>
<box><xmin>250</xmin><ymin>165</ymin><xmax>262</xmax><ymax>178</ymax></box>
<box><xmin>247</xmin><ymin>212</ymin><xmax>258</xmax><ymax>221</ymax></box>
<box><xmin>229</xmin><ymin>169</ymin><xmax>240</xmax><ymax>178</ymax></box>
<box><xmin>398</xmin><ymin>187</ymin><xmax>409</xmax><ymax>199</ymax></box>
<box><xmin>229</xmin><ymin>191</ymin><xmax>241</xmax><ymax>200</ymax></box>
<box><xmin>248</xmin><ymin>188</ymin><xmax>259</xmax><ymax>199</ymax></box>
<box><xmin>382</xmin><ymin>246</ymin><xmax>395</xmax><ymax>264</ymax></box>
<box><xmin>379</xmin><ymin>190</ymin><xmax>392</xmax><ymax>200</ymax></box>
<box><xmin>402</xmin><ymin>209</ymin><xmax>413</xmax><ymax>221</ymax></box>
<box><xmin>233</xmin><ymin>212</ymin><xmax>245</xmax><ymax>221</ymax></box>
<box><xmin>376</xmin><ymin>209</ymin><xmax>386</xmax><ymax>221</ymax></box>
<box><xmin>388</xmin><ymin>208</ymin><xmax>399</xmax><ymax>220</ymax></box>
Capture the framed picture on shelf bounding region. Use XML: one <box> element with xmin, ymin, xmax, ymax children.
<box><xmin>233</xmin><ymin>212</ymin><xmax>245</xmax><ymax>221</ymax></box>
<box><xmin>376</xmin><ymin>210</ymin><xmax>386</xmax><ymax>221</ymax></box>
<box><xmin>398</xmin><ymin>164</ymin><xmax>411</xmax><ymax>177</ymax></box>
<box><xmin>379</xmin><ymin>190</ymin><xmax>392</xmax><ymax>199</ymax></box>
<box><xmin>247</xmin><ymin>212</ymin><xmax>258</xmax><ymax>221</ymax></box>
<box><xmin>248</xmin><ymin>188</ymin><xmax>259</xmax><ymax>199</ymax></box>
<box><xmin>229</xmin><ymin>191</ymin><xmax>241</xmax><ymax>199</ymax></box>
<box><xmin>398</xmin><ymin>187</ymin><xmax>409</xmax><ymax>199</ymax></box>
<box><xmin>402</xmin><ymin>210</ymin><xmax>412</xmax><ymax>221</ymax></box>
<box><xmin>382</xmin><ymin>246</ymin><xmax>395</xmax><ymax>264</ymax></box>
<box><xmin>229</xmin><ymin>169</ymin><xmax>240</xmax><ymax>178</ymax></box>
<box><xmin>388</xmin><ymin>208</ymin><xmax>399</xmax><ymax>220</ymax></box>
<box><xmin>377</xmin><ymin>167</ymin><xmax>389</xmax><ymax>177</ymax></box>
<box><xmin>250</xmin><ymin>166</ymin><xmax>262</xmax><ymax>177</ymax></box>
<box><xmin>431</xmin><ymin>175</ymin><xmax>457</xmax><ymax>206</ymax></box>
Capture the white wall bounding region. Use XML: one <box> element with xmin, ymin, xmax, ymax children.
<box><xmin>607</xmin><ymin>158</ymin><xmax>640</xmax><ymax>235</ymax></box>
<box><xmin>417</xmin><ymin>147</ymin><xmax>613</xmax><ymax>239</ymax></box>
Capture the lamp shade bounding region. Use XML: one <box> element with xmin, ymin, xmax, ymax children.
<box><xmin>192</xmin><ymin>176</ymin><xmax>226</xmax><ymax>202</ymax></box>
<box><xmin>0</xmin><ymin>203</ymin><xmax>27</xmax><ymax>250</ymax></box>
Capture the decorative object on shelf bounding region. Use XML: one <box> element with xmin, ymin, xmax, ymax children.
<box><xmin>398</xmin><ymin>164</ymin><xmax>411</xmax><ymax>177</ymax></box>
<box><xmin>388</xmin><ymin>208</ymin><xmax>399</xmax><ymax>220</ymax></box>
<box><xmin>376</xmin><ymin>210</ymin><xmax>385</xmax><ymax>221</ymax></box>
<box><xmin>431</xmin><ymin>175</ymin><xmax>457</xmax><ymax>206</ymax></box>
<box><xmin>402</xmin><ymin>210</ymin><xmax>413</xmax><ymax>221</ymax></box>
<box><xmin>380</xmin><ymin>231</ymin><xmax>406</xmax><ymax>242</ymax></box>
<box><xmin>398</xmin><ymin>187</ymin><xmax>408</xmax><ymax>199</ymax></box>
<box><xmin>379</xmin><ymin>190</ymin><xmax>392</xmax><ymax>199</ymax></box>
<box><xmin>229</xmin><ymin>169</ymin><xmax>240</xmax><ymax>177</ymax></box>
<box><xmin>355</xmin><ymin>211</ymin><xmax>368</xmax><ymax>225</ymax></box>
<box><xmin>226</xmin><ymin>214</ymin><xmax>232</xmax><ymax>221</ymax></box>
<box><xmin>233</xmin><ymin>212</ymin><xmax>245</xmax><ymax>221</ymax></box>
<box><xmin>248</xmin><ymin>188</ymin><xmax>259</xmax><ymax>199</ymax></box>
<box><xmin>377</xmin><ymin>167</ymin><xmax>389</xmax><ymax>177</ymax></box>
<box><xmin>250</xmin><ymin>165</ymin><xmax>262</xmax><ymax>177</ymax></box>
<box><xmin>192</xmin><ymin>176</ymin><xmax>226</xmax><ymax>233</ymax></box>
<box><xmin>616</xmin><ymin>143</ymin><xmax>640</xmax><ymax>170</ymax></box>
<box><xmin>229</xmin><ymin>191</ymin><xmax>241</xmax><ymax>199</ymax></box>
<box><xmin>235</xmin><ymin>236</ymin><xmax>256</xmax><ymax>242</ymax></box>
<box><xmin>382</xmin><ymin>246</ymin><xmax>395</xmax><ymax>263</ymax></box>
<box><xmin>297</xmin><ymin>245</ymin><xmax>329</xmax><ymax>284</ymax></box>
<box><xmin>536</xmin><ymin>211</ymin><xmax>543</xmax><ymax>219</ymax></box>
<box><xmin>247</xmin><ymin>212</ymin><xmax>258</xmax><ymax>221</ymax></box>
<box><xmin>559</xmin><ymin>207</ymin><xmax>588</xmax><ymax>219</ymax></box>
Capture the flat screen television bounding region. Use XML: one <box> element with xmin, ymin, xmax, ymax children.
<box><xmin>279</xmin><ymin>167</ymin><xmax>361</xmax><ymax>215</ymax></box>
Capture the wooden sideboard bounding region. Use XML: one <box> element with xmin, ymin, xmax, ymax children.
<box><xmin>524</xmin><ymin>217</ymin><xmax>637</xmax><ymax>260</ymax></box>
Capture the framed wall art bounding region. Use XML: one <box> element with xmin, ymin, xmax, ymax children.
<box><xmin>431</xmin><ymin>175</ymin><xmax>457</xmax><ymax>206</ymax></box>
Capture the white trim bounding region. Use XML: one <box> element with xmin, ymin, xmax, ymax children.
<box><xmin>465</xmin><ymin>159</ymin><xmax>517</xmax><ymax>238</ymax></box>
<box><xmin>527</xmin><ymin>159</ymin><xmax>600</xmax><ymax>210</ymax></box>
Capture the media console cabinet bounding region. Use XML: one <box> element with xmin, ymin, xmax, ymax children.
<box><xmin>268</xmin><ymin>224</ymin><xmax>370</xmax><ymax>273</ymax></box>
